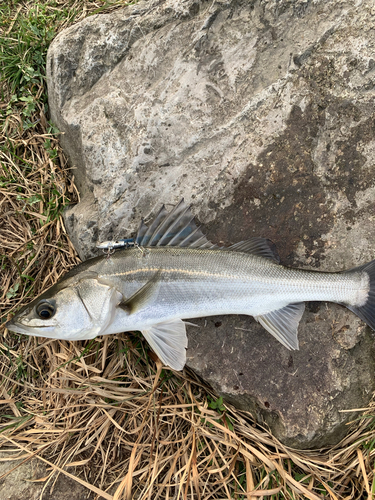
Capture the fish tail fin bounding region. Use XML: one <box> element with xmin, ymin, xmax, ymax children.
<box><xmin>345</xmin><ymin>259</ymin><xmax>375</xmax><ymax>331</ymax></box>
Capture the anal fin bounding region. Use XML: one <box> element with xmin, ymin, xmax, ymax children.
<box><xmin>141</xmin><ymin>319</ymin><xmax>188</xmax><ymax>371</ymax></box>
<box><xmin>255</xmin><ymin>302</ymin><xmax>305</xmax><ymax>350</ymax></box>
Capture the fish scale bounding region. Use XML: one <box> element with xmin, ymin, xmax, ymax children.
<box><xmin>101</xmin><ymin>246</ymin><xmax>358</xmax><ymax>293</ymax></box>
<box><xmin>7</xmin><ymin>200</ymin><xmax>375</xmax><ymax>371</ymax></box>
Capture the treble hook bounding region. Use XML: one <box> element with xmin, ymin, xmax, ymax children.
<box><xmin>103</xmin><ymin>246</ymin><xmax>116</xmax><ymax>258</ymax></box>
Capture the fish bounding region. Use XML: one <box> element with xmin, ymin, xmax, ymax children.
<box><xmin>6</xmin><ymin>200</ymin><xmax>375</xmax><ymax>371</ymax></box>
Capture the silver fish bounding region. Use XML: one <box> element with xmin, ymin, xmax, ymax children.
<box><xmin>7</xmin><ymin>200</ymin><xmax>375</xmax><ymax>370</ymax></box>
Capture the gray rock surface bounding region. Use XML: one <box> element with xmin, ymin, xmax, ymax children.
<box><xmin>0</xmin><ymin>452</ymin><xmax>89</xmax><ymax>499</ymax></box>
<box><xmin>47</xmin><ymin>0</ymin><xmax>375</xmax><ymax>448</ymax></box>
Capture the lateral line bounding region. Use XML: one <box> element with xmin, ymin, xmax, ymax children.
<box><xmin>99</xmin><ymin>267</ymin><xmax>237</xmax><ymax>280</ymax></box>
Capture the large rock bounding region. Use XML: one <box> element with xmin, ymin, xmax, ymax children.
<box><xmin>0</xmin><ymin>452</ymin><xmax>88</xmax><ymax>499</ymax></box>
<box><xmin>47</xmin><ymin>0</ymin><xmax>375</xmax><ymax>448</ymax></box>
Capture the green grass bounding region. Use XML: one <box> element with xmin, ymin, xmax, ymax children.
<box><xmin>1</xmin><ymin>1</ymin><xmax>375</xmax><ymax>499</ymax></box>
<box><xmin>0</xmin><ymin>2</ymin><xmax>83</xmax><ymax>314</ymax></box>
<box><xmin>0</xmin><ymin>3</ymin><xmax>65</xmax><ymax>130</ymax></box>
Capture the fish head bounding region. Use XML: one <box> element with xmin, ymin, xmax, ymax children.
<box><xmin>6</xmin><ymin>276</ymin><xmax>122</xmax><ymax>340</ymax></box>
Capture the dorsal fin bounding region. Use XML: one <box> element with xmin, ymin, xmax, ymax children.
<box><xmin>135</xmin><ymin>199</ymin><xmax>217</xmax><ymax>249</ymax></box>
<box><xmin>227</xmin><ymin>238</ymin><xmax>280</xmax><ymax>263</ymax></box>
<box><xmin>134</xmin><ymin>201</ymin><xmax>279</xmax><ymax>257</ymax></box>
<box><xmin>151</xmin><ymin>200</ymin><xmax>191</xmax><ymax>246</ymax></box>
<box><xmin>135</xmin><ymin>205</ymin><xmax>169</xmax><ymax>246</ymax></box>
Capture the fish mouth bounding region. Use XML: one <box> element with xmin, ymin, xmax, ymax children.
<box><xmin>6</xmin><ymin>321</ymin><xmax>55</xmax><ymax>336</ymax></box>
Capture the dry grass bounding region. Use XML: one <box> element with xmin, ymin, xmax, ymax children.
<box><xmin>1</xmin><ymin>1</ymin><xmax>375</xmax><ymax>499</ymax></box>
<box><xmin>1</xmin><ymin>334</ymin><xmax>375</xmax><ymax>500</ymax></box>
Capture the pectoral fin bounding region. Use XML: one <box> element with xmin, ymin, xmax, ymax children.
<box><xmin>255</xmin><ymin>302</ymin><xmax>305</xmax><ymax>350</ymax></box>
<box><xmin>141</xmin><ymin>319</ymin><xmax>188</xmax><ymax>371</ymax></box>
<box><xmin>119</xmin><ymin>271</ymin><xmax>161</xmax><ymax>314</ymax></box>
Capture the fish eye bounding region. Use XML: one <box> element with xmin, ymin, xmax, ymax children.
<box><xmin>36</xmin><ymin>301</ymin><xmax>56</xmax><ymax>319</ymax></box>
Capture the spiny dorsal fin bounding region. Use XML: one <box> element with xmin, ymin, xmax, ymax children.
<box><xmin>134</xmin><ymin>201</ymin><xmax>279</xmax><ymax>256</ymax></box>
<box><xmin>135</xmin><ymin>205</ymin><xmax>169</xmax><ymax>246</ymax></box>
<box><xmin>227</xmin><ymin>238</ymin><xmax>280</xmax><ymax>263</ymax></box>
<box><xmin>135</xmin><ymin>199</ymin><xmax>217</xmax><ymax>249</ymax></box>
<box><xmin>255</xmin><ymin>302</ymin><xmax>305</xmax><ymax>350</ymax></box>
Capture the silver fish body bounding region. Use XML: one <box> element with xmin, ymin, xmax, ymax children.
<box><xmin>97</xmin><ymin>246</ymin><xmax>368</xmax><ymax>330</ymax></box>
<box><xmin>7</xmin><ymin>201</ymin><xmax>375</xmax><ymax>370</ymax></box>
